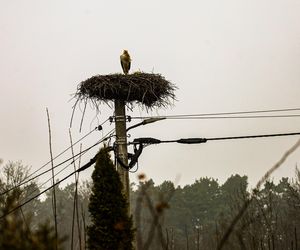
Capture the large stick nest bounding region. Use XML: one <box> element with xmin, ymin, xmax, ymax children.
<box><xmin>75</xmin><ymin>73</ymin><xmax>177</xmax><ymax>109</ymax></box>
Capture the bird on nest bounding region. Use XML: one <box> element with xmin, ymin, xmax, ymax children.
<box><xmin>120</xmin><ymin>50</ymin><xmax>131</xmax><ymax>75</ymax></box>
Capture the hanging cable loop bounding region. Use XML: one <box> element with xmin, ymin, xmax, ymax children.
<box><xmin>114</xmin><ymin>142</ymin><xmax>144</xmax><ymax>170</ymax></box>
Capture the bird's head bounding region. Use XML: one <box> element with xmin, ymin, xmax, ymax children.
<box><xmin>123</xmin><ymin>50</ymin><xmax>129</xmax><ymax>55</ymax></box>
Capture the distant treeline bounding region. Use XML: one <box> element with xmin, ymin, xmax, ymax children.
<box><xmin>0</xmin><ymin>161</ymin><xmax>299</xmax><ymax>249</ymax></box>
<box><xmin>130</xmin><ymin>173</ymin><xmax>300</xmax><ymax>250</ymax></box>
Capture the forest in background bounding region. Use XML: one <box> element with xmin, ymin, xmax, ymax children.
<box><xmin>0</xmin><ymin>161</ymin><xmax>299</xmax><ymax>249</ymax></box>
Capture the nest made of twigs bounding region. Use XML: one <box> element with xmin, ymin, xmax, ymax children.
<box><xmin>75</xmin><ymin>72</ymin><xmax>177</xmax><ymax>109</ymax></box>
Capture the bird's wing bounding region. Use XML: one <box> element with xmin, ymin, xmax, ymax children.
<box><xmin>120</xmin><ymin>57</ymin><xmax>126</xmax><ymax>73</ymax></box>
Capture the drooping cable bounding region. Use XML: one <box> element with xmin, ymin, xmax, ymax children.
<box><xmin>131</xmin><ymin>114</ymin><xmax>300</xmax><ymax>120</ymax></box>
<box><xmin>0</xmin><ymin>131</ymin><xmax>115</xmax><ymax>220</ymax></box>
<box><xmin>129</xmin><ymin>132</ymin><xmax>300</xmax><ymax>146</ymax></box>
<box><xmin>22</xmin><ymin>140</ymin><xmax>108</xmax><ymax>204</ymax></box>
<box><xmin>130</xmin><ymin>107</ymin><xmax>300</xmax><ymax>120</ymax></box>
<box><xmin>19</xmin><ymin>129</ymin><xmax>115</xmax><ymax>206</ymax></box>
<box><xmin>0</xmin><ymin>128</ymin><xmax>115</xmax><ymax>197</ymax></box>
<box><xmin>24</xmin><ymin>118</ymin><xmax>109</xmax><ymax>182</ymax></box>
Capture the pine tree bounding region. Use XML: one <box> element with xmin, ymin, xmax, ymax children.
<box><xmin>87</xmin><ymin>146</ymin><xmax>134</xmax><ymax>250</ymax></box>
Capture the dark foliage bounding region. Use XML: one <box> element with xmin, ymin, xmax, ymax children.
<box><xmin>1</xmin><ymin>161</ymin><xmax>300</xmax><ymax>249</ymax></box>
<box><xmin>130</xmin><ymin>174</ymin><xmax>300</xmax><ymax>250</ymax></box>
<box><xmin>87</xmin><ymin>147</ymin><xmax>134</xmax><ymax>250</ymax></box>
<box><xmin>0</xmin><ymin>161</ymin><xmax>66</xmax><ymax>250</ymax></box>
<box><xmin>0</xmin><ymin>190</ymin><xmax>66</xmax><ymax>250</ymax></box>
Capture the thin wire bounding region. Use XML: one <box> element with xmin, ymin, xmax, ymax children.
<box><xmin>21</xmin><ymin>129</ymin><xmax>115</xmax><ymax>203</ymax></box>
<box><xmin>131</xmin><ymin>114</ymin><xmax>300</xmax><ymax>120</ymax></box>
<box><xmin>0</xmin><ymin>128</ymin><xmax>115</xmax><ymax>197</ymax></box>
<box><xmin>0</xmin><ymin>168</ymin><xmax>76</xmax><ymax>220</ymax></box>
<box><xmin>0</xmin><ymin>130</ymin><xmax>115</xmax><ymax>220</ymax></box>
<box><xmin>0</xmin><ymin>155</ymin><xmax>75</xmax><ymax>196</ymax></box>
<box><xmin>24</xmin><ymin>118</ymin><xmax>109</xmax><ymax>182</ymax></box>
<box><xmin>32</xmin><ymin>158</ymin><xmax>79</xmax><ymax>198</ymax></box>
<box><xmin>130</xmin><ymin>107</ymin><xmax>300</xmax><ymax>119</ymax></box>
<box><xmin>32</xmin><ymin>136</ymin><xmax>111</xmax><ymax>196</ymax></box>
<box><xmin>207</xmin><ymin>132</ymin><xmax>300</xmax><ymax>142</ymax></box>
<box><xmin>169</xmin><ymin>114</ymin><xmax>300</xmax><ymax>119</ymax></box>
<box><xmin>129</xmin><ymin>132</ymin><xmax>300</xmax><ymax>145</ymax></box>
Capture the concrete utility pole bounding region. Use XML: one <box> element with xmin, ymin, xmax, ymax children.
<box><xmin>75</xmin><ymin>71</ymin><xmax>175</xmax><ymax>206</ymax></box>
<box><xmin>74</xmin><ymin>67</ymin><xmax>175</xmax><ymax>249</ymax></box>
<box><xmin>114</xmin><ymin>99</ymin><xmax>130</xmax><ymax>199</ymax></box>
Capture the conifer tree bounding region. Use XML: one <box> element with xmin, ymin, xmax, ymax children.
<box><xmin>87</xmin><ymin>146</ymin><xmax>134</xmax><ymax>250</ymax></box>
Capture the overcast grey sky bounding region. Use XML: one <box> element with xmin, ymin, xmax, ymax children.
<box><xmin>0</xmin><ymin>0</ymin><xmax>300</xmax><ymax>188</ymax></box>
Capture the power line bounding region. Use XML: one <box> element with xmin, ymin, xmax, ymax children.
<box><xmin>25</xmin><ymin>151</ymin><xmax>85</xmax><ymax>202</ymax></box>
<box><xmin>0</xmin><ymin>164</ymin><xmax>81</xmax><ymax>220</ymax></box>
<box><xmin>130</xmin><ymin>132</ymin><xmax>300</xmax><ymax>146</ymax></box>
<box><xmin>207</xmin><ymin>132</ymin><xmax>300</xmax><ymax>142</ymax></box>
<box><xmin>0</xmin><ymin>128</ymin><xmax>115</xmax><ymax>197</ymax></box>
<box><xmin>24</xmin><ymin>119</ymin><xmax>109</xmax><ymax>183</ymax></box>
<box><xmin>0</xmin><ymin>156</ymin><xmax>74</xmax><ymax>197</ymax></box>
<box><xmin>133</xmin><ymin>114</ymin><xmax>300</xmax><ymax>120</ymax></box>
<box><xmin>130</xmin><ymin>107</ymin><xmax>300</xmax><ymax>120</ymax></box>
<box><xmin>22</xmin><ymin>129</ymin><xmax>115</xmax><ymax>204</ymax></box>
<box><xmin>0</xmin><ymin>132</ymin><xmax>114</xmax><ymax>220</ymax></box>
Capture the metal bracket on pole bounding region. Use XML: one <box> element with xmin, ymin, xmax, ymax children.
<box><xmin>109</xmin><ymin>115</ymin><xmax>132</xmax><ymax>123</ymax></box>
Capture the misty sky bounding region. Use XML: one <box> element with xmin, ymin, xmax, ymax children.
<box><xmin>0</xmin><ymin>0</ymin><xmax>300</xmax><ymax>188</ymax></box>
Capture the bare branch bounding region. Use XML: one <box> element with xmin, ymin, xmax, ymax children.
<box><xmin>46</xmin><ymin>108</ymin><xmax>58</xmax><ymax>250</ymax></box>
<box><xmin>217</xmin><ymin>139</ymin><xmax>300</xmax><ymax>250</ymax></box>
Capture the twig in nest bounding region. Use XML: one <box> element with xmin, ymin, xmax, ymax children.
<box><xmin>70</xmin><ymin>73</ymin><xmax>177</xmax><ymax>129</ymax></box>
